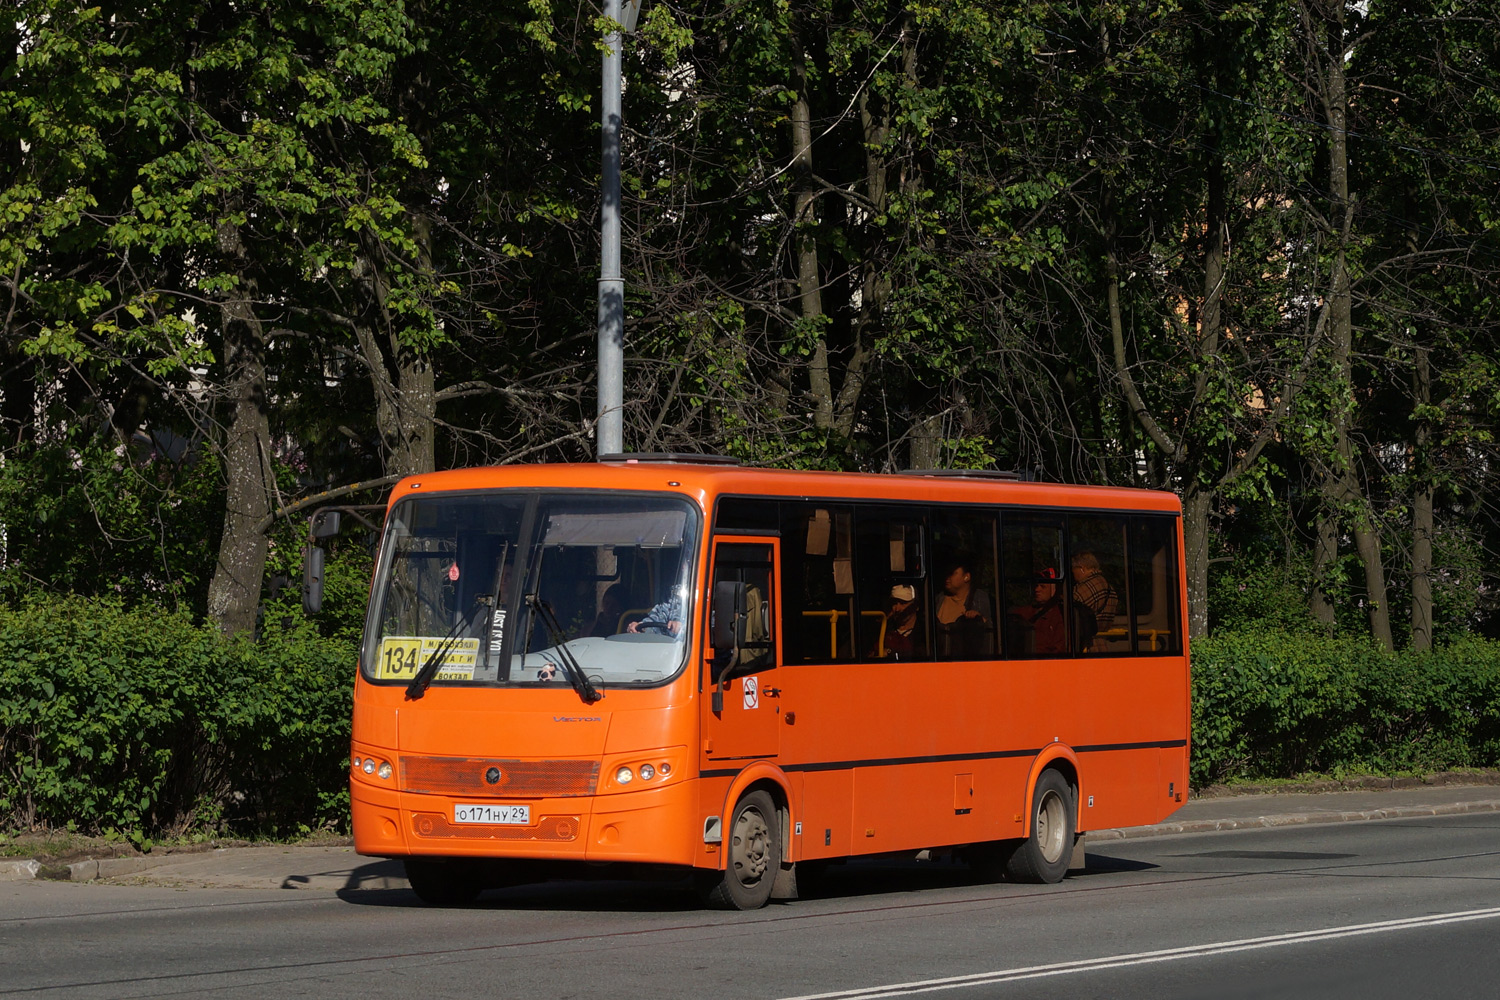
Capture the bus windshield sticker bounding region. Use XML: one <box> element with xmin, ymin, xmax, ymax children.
<box><xmin>377</xmin><ymin>636</ymin><xmax>478</xmax><ymax>681</ymax></box>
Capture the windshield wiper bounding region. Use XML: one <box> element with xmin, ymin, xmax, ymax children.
<box><xmin>524</xmin><ymin>594</ymin><xmax>602</xmax><ymax>704</ymax></box>
<box><xmin>405</xmin><ymin>606</ymin><xmax>474</xmax><ymax>701</ymax></box>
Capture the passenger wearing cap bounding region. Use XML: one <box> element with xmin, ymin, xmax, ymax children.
<box><xmin>1008</xmin><ymin>567</ymin><xmax>1066</xmax><ymax>654</ymax></box>
<box><xmin>883</xmin><ymin>583</ymin><xmax>922</xmax><ymax>659</ymax></box>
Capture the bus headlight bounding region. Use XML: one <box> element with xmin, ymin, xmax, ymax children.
<box><xmin>377</xmin><ymin>761</ymin><xmax>393</xmax><ymax>780</ymax></box>
<box><xmin>615</xmin><ymin>766</ymin><xmax>634</xmax><ymax>785</ymax></box>
<box><xmin>638</xmin><ymin>764</ymin><xmax>656</xmax><ymax>780</ymax></box>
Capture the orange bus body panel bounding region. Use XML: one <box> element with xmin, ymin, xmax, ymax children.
<box><xmin>350</xmin><ymin>462</ymin><xmax>1190</xmax><ymax>873</ymax></box>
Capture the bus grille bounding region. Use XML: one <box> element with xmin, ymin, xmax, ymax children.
<box><xmin>399</xmin><ymin>757</ymin><xmax>600</xmax><ymax>797</ymax></box>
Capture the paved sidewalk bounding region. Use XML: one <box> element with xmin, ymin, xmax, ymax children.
<box><xmin>5</xmin><ymin>783</ymin><xmax>1498</xmax><ymax>891</ymax></box>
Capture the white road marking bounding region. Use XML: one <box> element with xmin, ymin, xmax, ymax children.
<box><xmin>777</xmin><ymin>906</ymin><xmax>1500</xmax><ymax>999</ymax></box>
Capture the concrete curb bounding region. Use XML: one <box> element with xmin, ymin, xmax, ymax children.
<box><xmin>57</xmin><ymin>856</ymin><xmax>175</xmax><ymax>882</ymax></box>
<box><xmin>1086</xmin><ymin>797</ymin><xmax>1500</xmax><ymax>842</ymax></box>
<box><xmin>1</xmin><ymin>859</ymin><xmax>40</xmax><ymax>882</ymax></box>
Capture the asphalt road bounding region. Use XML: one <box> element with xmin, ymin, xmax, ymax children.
<box><xmin>3</xmin><ymin>812</ymin><xmax>1499</xmax><ymax>1000</ymax></box>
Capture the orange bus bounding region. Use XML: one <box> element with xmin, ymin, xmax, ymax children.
<box><xmin>334</xmin><ymin>455</ymin><xmax>1189</xmax><ymax>908</ymax></box>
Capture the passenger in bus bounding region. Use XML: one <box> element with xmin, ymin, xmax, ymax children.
<box><xmin>588</xmin><ymin>583</ymin><xmax>630</xmax><ymax>637</ymax></box>
<box><xmin>627</xmin><ymin>593</ymin><xmax>685</xmax><ymax>636</ymax></box>
<box><xmin>882</xmin><ymin>584</ymin><xmax>922</xmax><ymax>659</ymax></box>
<box><xmin>935</xmin><ymin>559</ymin><xmax>993</xmax><ymax>658</ymax></box>
<box><xmin>1008</xmin><ymin>567</ymin><xmax>1066</xmax><ymax>654</ymax></box>
<box><xmin>1070</xmin><ymin>551</ymin><xmax>1119</xmax><ymax>651</ymax></box>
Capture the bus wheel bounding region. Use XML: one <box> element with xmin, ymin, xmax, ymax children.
<box><xmin>405</xmin><ymin>858</ymin><xmax>482</xmax><ymax>906</ymax></box>
<box><xmin>1005</xmin><ymin>769</ymin><xmax>1075</xmax><ymax>884</ymax></box>
<box><xmin>702</xmin><ymin>790</ymin><xmax>781</xmax><ymax>910</ymax></box>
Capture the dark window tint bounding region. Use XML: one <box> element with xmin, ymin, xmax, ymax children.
<box><xmin>853</xmin><ymin>507</ymin><xmax>927</xmax><ymax>661</ymax></box>
<box><xmin>930</xmin><ymin>510</ymin><xmax>999</xmax><ymax>660</ymax></box>
<box><xmin>709</xmin><ymin>542</ymin><xmax>776</xmax><ymax>678</ymax></box>
<box><xmin>1069</xmin><ymin>515</ymin><xmax>1128</xmax><ymax>654</ymax></box>
<box><xmin>1000</xmin><ymin>515</ymin><xmax>1068</xmax><ymax>657</ymax></box>
<box><xmin>780</xmin><ymin>504</ymin><xmax>856</xmax><ymax>663</ymax></box>
<box><xmin>715</xmin><ymin>497</ymin><xmax>780</xmax><ymax>533</ymax></box>
<box><xmin>1128</xmin><ymin>517</ymin><xmax>1181</xmax><ymax>654</ymax></box>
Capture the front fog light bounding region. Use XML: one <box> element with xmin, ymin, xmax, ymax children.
<box><xmin>659</xmin><ymin>763</ymin><xmax>672</xmax><ymax>777</ymax></box>
<box><xmin>377</xmin><ymin>762</ymin><xmax>393</xmax><ymax>780</ymax></box>
<box><xmin>363</xmin><ymin>759</ymin><xmax>376</xmax><ymax>775</ymax></box>
<box><xmin>638</xmin><ymin>764</ymin><xmax>655</xmax><ymax>780</ymax></box>
<box><xmin>352</xmin><ymin>756</ymin><xmax>362</xmax><ymax>770</ymax></box>
<box><xmin>615</xmin><ymin>765</ymin><xmax>634</xmax><ymax>785</ymax></box>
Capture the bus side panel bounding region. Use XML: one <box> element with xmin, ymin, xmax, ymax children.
<box><xmin>1073</xmin><ymin>654</ymin><xmax>1190</xmax><ymax>829</ymax></box>
<box><xmin>795</xmin><ymin>770</ymin><xmax>853</xmax><ymax>861</ymax></box>
<box><xmin>696</xmin><ymin>773</ymin><xmax>734</xmax><ymax>869</ymax></box>
<box><xmin>850</xmin><ymin>762</ymin><xmax>988</xmax><ymax>854</ymax></box>
<box><xmin>1159</xmin><ymin>744</ymin><xmax>1190</xmax><ymax>822</ymax></box>
<box><xmin>1075</xmin><ymin>748</ymin><xmax>1161</xmax><ymax>832</ymax></box>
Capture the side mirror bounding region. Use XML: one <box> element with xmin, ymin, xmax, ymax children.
<box><xmin>711</xmin><ymin>581</ymin><xmax>747</xmax><ymax>650</ymax></box>
<box><xmin>302</xmin><ymin>544</ymin><xmax>326</xmax><ymax>614</ymax></box>
<box><xmin>310</xmin><ymin>509</ymin><xmax>342</xmax><ymax>539</ymax></box>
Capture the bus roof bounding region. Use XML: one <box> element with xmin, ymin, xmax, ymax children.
<box><xmin>387</xmin><ymin>462</ymin><xmax>1182</xmax><ymax>516</ymax></box>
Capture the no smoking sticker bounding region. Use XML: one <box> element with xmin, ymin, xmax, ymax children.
<box><xmin>742</xmin><ymin>675</ymin><xmax>759</xmax><ymax>710</ymax></box>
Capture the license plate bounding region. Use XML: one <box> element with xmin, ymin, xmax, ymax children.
<box><xmin>453</xmin><ymin>803</ymin><xmax>530</xmax><ymax>825</ymax></box>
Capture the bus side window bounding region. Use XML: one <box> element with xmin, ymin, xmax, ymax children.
<box><xmin>929</xmin><ymin>509</ymin><xmax>998</xmax><ymax>660</ymax></box>
<box><xmin>1000</xmin><ymin>515</ymin><xmax>1067</xmax><ymax>658</ymax></box>
<box><xmin>779</xmin><ymin>503</ymin><xmax>856</xmax><ymax>663</ymax></box>
<box><xmin>1129</xmin><ymin>517</ymin><xmax>1181</xmax><ymax>654</ymax></box>
<box><xmin>1068</xmin><ymin>515</ymin><xmax>1128</xmax><ymax>654</ymax></box>
<box><xmin>853</xmin><ymin>507</ymin><xmax>926</xmax><ymax>661</ymax></box>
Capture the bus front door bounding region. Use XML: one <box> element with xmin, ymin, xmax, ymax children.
<box><xmin>703</xmin><ymin>538</ymin><xmax>781</xmax><ymax>764</ymax></box>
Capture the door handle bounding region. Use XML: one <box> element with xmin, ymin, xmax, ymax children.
<box><xmin>763</xmin><ymin>687</ymin><xmax>781</xmax><ymax>698</ymax></box>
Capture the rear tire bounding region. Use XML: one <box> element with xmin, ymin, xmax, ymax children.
<box><xmin>405</xmin><ymin>858</ymin><xmax>483</xmax><ymax>905</ymax></box>
<box><xmin>701</xmin><ymin>790</ymin><xmax>781</xmax><ymax>910</ymax></box>
<box><xmin>1004</xmin><ymin>769</ymin><xmax>1075</xmax><ymax>884</ymax></box>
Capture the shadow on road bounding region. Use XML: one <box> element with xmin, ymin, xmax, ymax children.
<box><xmin>333</xmin><ymin>852</ymin><xmax>1160</xmax><ymax>911</ymax></box>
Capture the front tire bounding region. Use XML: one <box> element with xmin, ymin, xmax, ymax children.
<box><xmin>701</xmin><ymin>790</ymin><xmax>781</xmax><ymax>910</ymax></box>
<box><xmin>405</xmin><ymin>858</ymin><xmax>482</xmax><ymax>905</ymax></box>
<box><xmin>1004</xmin><ymin>769</ymin><xmax>1076</xmax><ymax>884</ymax></box>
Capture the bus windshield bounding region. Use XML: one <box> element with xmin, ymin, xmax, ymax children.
<box><xmin>362</xmin><ymin>491</ymin><xmax>699</xmax><ymax>689</ymax></box>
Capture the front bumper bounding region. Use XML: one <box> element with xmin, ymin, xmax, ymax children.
<box><xmin>351</xmin><ymin>771</ymin><xmax>701</xmax><ymax>867</ymax></box>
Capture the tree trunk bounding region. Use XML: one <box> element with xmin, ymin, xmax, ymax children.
<box><xmin>1411</xmin><ymin>345</ymin><xmax>1433</xmax><ymax>652</ymax></box>
<box><xmin>908</xmin><ymin>413</ymin><xmax>941</xmax><ymax>471</ymax></box>
<box><xmin>789</xmin><ymin>23</ymin><xmax>831</xmax><ymax>432</ymax></box>
<box><xmin>206</xmin><ymin>267</ymin><xmax>274</xmax><ymax>638</ymax></box>
<box><xmin>353</xmin><ymin>212</ymin><xmax>439</xmax><ymax>479</ymax></box>
<box><xmin>1182</xmin><ymin>488</ymin><xmax>1212</xmax><ymax>639</ymax></box>
<box><xmin>1312</xmin><ymin>0</ymin><xmax>1392</xmax><ymax>650</ymax></box>
<box><xmin>1309</xmin><ymin>514</ymin><xmax>1338</xmax><ymax>630</ymax></box>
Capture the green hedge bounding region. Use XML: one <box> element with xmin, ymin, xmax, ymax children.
<box><xmin>1192</xmin><ymin>632</ymin><xmax>1500</xmax><ymax>787</ymax></box>
<box><xmin>0</xmin><ymin>598</ymin><xmax>354</xmax><ymax>839</ymax></box>
<box><xmin>7</xmin><ymin>600</ymin><xmax>1500</xmax><ymax>835</ymax></box>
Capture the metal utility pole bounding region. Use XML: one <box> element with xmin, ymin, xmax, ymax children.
<box><xmin>597</xmin><ymin>0</ymin><xmax>641</xmax><ymax>459</ymax></box>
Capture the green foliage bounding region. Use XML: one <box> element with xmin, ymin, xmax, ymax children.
<box><xmin>1208</xmin><ymin>553</ymin><xmax>1328</xmax><ymax>637</ymax></box>
<box><xmin>0</xmin><ymin>433</ymin><xmax>221</xmax><ymax>614</ymax></box>
<box><xmin>0</xmin><ymin>597</ymin><xmax>355</xmax><ymax>838</ymax></box>
<box><xmin>1192</xmin><ymin>632</ymin><xmax>1500</xmax><ymax>787</ymax></box>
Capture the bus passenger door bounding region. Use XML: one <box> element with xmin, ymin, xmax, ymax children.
<box><xmin>703</xmin><ymin>538</ymin><xmax>781</xmax><ymax>764</ymax></box>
